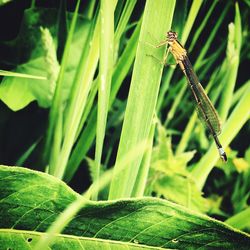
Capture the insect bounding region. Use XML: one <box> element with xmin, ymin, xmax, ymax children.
<box><xmin>157</xmin><ymin>31</ymin><xmax>227</xmax><ymax>162</ymax></box>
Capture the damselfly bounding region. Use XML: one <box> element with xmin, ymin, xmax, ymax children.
<box><xmin>157</xmin><ymin>31</ymin><xmax>227</xmax><ymax>162</ymax></box>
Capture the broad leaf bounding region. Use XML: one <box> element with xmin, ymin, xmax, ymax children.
<box><xmin>0</xmin><ymin>8</ymin><xmax>90</xmax><ymax>111</ymax></box>
<box><xmin>0</xmin><ymin>165</ymin><xmax>249</xmax><ymax>249</ymax></box>
<box><xmin>0</xmin><ymin>229</ymin><xmax>159</xmax><ymax>250</ymax></box>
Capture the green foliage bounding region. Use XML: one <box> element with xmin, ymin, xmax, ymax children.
<box><xmin>1</xmin><ymin>230</ymin><xmax>159</xmax><ymax>250</ymax></box>
<box><xmin>146</xmin><ymin>121</ymin><xmax>207</xmax><ymax>212</ymax></box>
<box><xmin>210</xmin><ymin>148</ymin><xmax>250</xmax><ymax>218</ymax></box>
<box><xmin>0</xmin><ymin>8</ymin><xmax>90</xmax><ymax>111</ymax></box>
<box><xmin>1</xmin><ymin>165</ymin><xmax>249</xmax><ymax>249</ymax></box>
<box><xmin>0</xmin><ymin>0</ymin><xmax>250</xmax><ymax>248</ymax></box>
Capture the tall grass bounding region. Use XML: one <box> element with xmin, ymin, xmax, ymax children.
<box><xmin>2</xmin><ymin>0</ymin><xmax>249</xmax><ymax>230</ymax></box>
<box><xmin>1</xmin><ymin>0</ymin><xmax>249</xmax><ymax>247</ymax></box>
<box><xmin>37</xmin><ymin>0</ymin><xmax>249</xmax><ymax>200</ymax></box>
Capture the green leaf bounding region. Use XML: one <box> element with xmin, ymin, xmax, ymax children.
<box><xmin>0</xmin><ymin>8</ymin><xmax>90</xmax><ymax>111</ymax></box>
<box><xmin>1</xmin><ymin>165</ymin><xmax>250</xmax><ymax>249</ymax></box>
<box><xmin>226</xmin><ymin>207</ymin><xmax>250</xmax><ymax>231</ymax></box>
<box><xmin>152</xmin><ymin>174</ymin><xmax>209</xmax><ymax>212</ymax></box>
<box><xmin>148</xmin><ymin>122</ymin><xmax>206</xmax><ymax>212</ymax></box>
<box><xmin>152</xmin><ymin>121</ymin><xmax>195</xmax><ymax>174</ymax></box>
<box><xmin>0</xmin><ymin>229</ymin><xmax>158</xmax><ymax>250</ymax></box>
<box><xmin>0</xmin><ymin>57</ymin><xmax>54</xmax><ymax>111</ymax></box>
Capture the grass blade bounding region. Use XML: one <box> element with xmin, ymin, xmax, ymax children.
<box><xmin>0</xmin><ymin>70</ymin><xmax>46</xmax><ymax>80</ymax></box>
<box><xmin>218</xmin><ymin>3</ymin><xmax>241</xmax><ymax>122</ymax></box>
<box><xmin>54</xmin><ymin>14</ymin><xmax>99</xmax><ymax>179</ymax></box>
<box><xmin>180</xmin><ymin>0</ymin><xmax>203</xmax><ymax>44</ymax></box>
<box><xmin>225</xmin><ymin>207</ymin><xmax>250</xmax><ymax>230</ymax></box>
<box><xmin>64</xmin><ymin>19</ymin><xmax>141</xmax><ymax>182</ymax></box>
<box><xmin>114</xmin><ymin>0</ymin><xmax>137</xmax><ymax>44</ymax></box>
<box><xmin>132</xmin><ymin>120</ymin><xmax>156</xmax><ymax>197</ymax></box>
<box><xmin>94</xmin><ymin>0</ymin><xmax>116</xmax><ymax>200</ymax></box>
<box><xmin>109</xmin><ymin>0</ymin><xmax>176</xmax><ymax>199</ymax></box>
<box><xmin>45</xmin><ymin>0</ymin><xmax>81</xmax><ymax>174</ymax></box>
<box><xmin>189</xmin><ymin>0</ymin><xmax>218</xmax><ymax>52</ymax></box>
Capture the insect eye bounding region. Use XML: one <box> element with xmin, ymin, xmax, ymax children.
<box><xmin>167</xmin><ymin>31</ymin><xmax>178</xmax><ymax>41</ymax></box>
